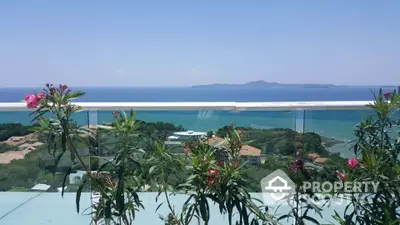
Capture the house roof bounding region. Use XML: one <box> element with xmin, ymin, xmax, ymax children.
<box><xmin>308</xmin><ymin>153</ymin><xmax>320</xmax><ymax>159</ymax></box>
<box><xmin>31</xmin><ymin>183</ymin><xmax>51</xmax><ymax>191</ymax></box>
<box><xmin>206</xmin><ymin>136</ymin><xmax>225</xmax><ymax>146</ymax></box>
<box><xmin>173</xmin><ymin>131</ymin><xmax>207</xmax><ymax>136</ymax></box>
<box><xmin>314</xmin><ymin>157</ymin><xmax>329</xmax><ymax>164</ymax></box>
<box><xmin>240</xmin><ymin>145</ymin><xmax>261</xmax><ymax>157</ymax></box>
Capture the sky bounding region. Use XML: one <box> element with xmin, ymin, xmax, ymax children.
<box><xmin>0</xmin><ymin>0</ymin><xmax>399</xmax><ymax>87</ymax></box>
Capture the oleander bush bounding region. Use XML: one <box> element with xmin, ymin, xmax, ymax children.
<box><xmin>332</xmin><ymin>89</ymin><xmax>400</xmax><ymax>225</ymax></box>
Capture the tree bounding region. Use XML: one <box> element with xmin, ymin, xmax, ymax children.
<box><xmin>303</xmin><ymin>132</ymin><xmax>324</xmax><ymax>154</ymax></box>
<box><xmin>274</xmin><ymin>139</ymin><xmax>296</xmax><ymax>156</ymax></box>
<box><xmin>0</xmin><ymin>123</ymin><xmax>34</xmax><ymax>142</ymax></box>
<box><xmin>206</xmin><ymin>130</ymin><xmax>214</xmax><ymax>138</ymax></box>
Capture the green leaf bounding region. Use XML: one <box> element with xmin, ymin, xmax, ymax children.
<box><xmin>114</xmin><ymin>118</ymin><xmax>121</xmax><ymax>129</ymax></box>
<box><xmin>121</xmin><ymin>110</ymin><xmax>127</xmax><ymax>123</ymax></box>
<box><xmin>149</xmin><ymin>165</ymin><xmax>157</xmax><ymax>175</ymax></box>
<box><xmin>389</xmin><ymin>218</ymin><xmax>400</xmax><ymax>225</ymax></box>
<box><xmin>61</xmin><ymin>167</ymin><xmax>72</xmax><ymax>197</ymax></box>
<box><xmin>67</xmin><ymin>91</ymin><xmax>85</xmax><ymax>100</ymax></box>
<box><xmin>199</xmin><ymin>195</ymin><xmax>209</xmax><ymax>222</ymax></box>
<box><xmin>76</xmin><ymin>178</ymin><xmax>88</xmax><ymax>213</ymax></box>
<box><xmin>30</xmin><ymin>112</ymin><xmax>48</xmax><ymax>124</ymax></box>
<box><xmin>105</xmin><ymin>199</ymin><xmax>112</xmax><ymax>219</ymax></box>
<box><xmin>128</xmin><ymin>110</ymin><xmax>136</xmax><ymax>127</ymax></box>
<box><xmin>302</xmin><ymin>215</ymin><xmax>320</xmax><ymax>224</ymax></box>
<box><xmin>186</xmin><ymin>174</ymin><xmax>197</xmax><ymax>181</ymax></box>
<box><xmin>277</xmin><ymin>214</ymin><xmax>290</xmax><ymax>221</ymax></box>
<box><xmin>155</xmin><ymin>202</ymin><xmax>164</xmax><ymax>212</ymax></box>
<box><xmin>116</xmin><ymin>172</ymin><xmax>125</xmax><ymax>214</ymax></box>
<box><xmin>28</xmin><ymin>126</ymin><xmax>46</xmax><ymax>132</ymax></box>
<box><xmin>332</xmin><ymin>211</ymin><xmax>346</xmax><ymax>225</ymax></box>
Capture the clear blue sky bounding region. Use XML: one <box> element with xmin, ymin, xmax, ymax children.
<box><xmin>0</xmin><ymin>0</ymin><xmax>399</xmax><ymax>87</ymax></box>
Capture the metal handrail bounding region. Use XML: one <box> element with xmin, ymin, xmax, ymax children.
<box><xmin>0</xmin><ymin>101</ymin><xmax>373</xmax><ymax>111</ymax></box>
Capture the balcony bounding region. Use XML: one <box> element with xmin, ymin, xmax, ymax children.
<box><xmin>0</xmin><ymin>101</ymin><xmax>394</xmax><ymax>225</ymax></box>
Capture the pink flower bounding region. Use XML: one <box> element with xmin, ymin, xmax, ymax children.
<box><xmin>36</xmin><ymin>92</ymin><xmax>45</xmax><ymax>100</ymax></box>
<box><xmin>348</xmin><ymin>157</ymin><xmax>359</xmax><ymax>169</ymax></box>
<box><xmin>25</xmin><ymin>94</ymin><xmax>39</xmax><ymax>108</ymax></box>
<box><xmin>289</xmin><ymin>159</ymin><xmax>304</xmax><ymax>172</ymax></box>
<box><xmin>384</xmin><ymin>92</ymin><xmax>392</xmax><ymax>100</ymax></box>
<box><xmin>208</xmin><ymin>168</ymin><xmax>219</xmax><ymax>176</ymax></box>
<box><xmin>206</xmin><ymin>176</ymin><xmax>215</xmax><ymax>185</ymax></box>
<box><xmin>336</xmin><ymin>171</ymin><xmax>346</xmax><ymax>181</ymax></box>
<box><xmin>183</xmin><ymin>148</ymin><xmax>189</xmax><ymax>154</ymax></box>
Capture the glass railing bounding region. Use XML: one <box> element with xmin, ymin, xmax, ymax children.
<box><xmin>0</xmin><ymin>110</ymin><xmax>92</xmax><ymax>225</ymax></box>
<box><xmin>0</xmin><ymin>101</ymin><xmax>374</xmax><ymax>225</ymax></box>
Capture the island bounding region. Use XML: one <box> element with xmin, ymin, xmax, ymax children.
<box><xmin>192</xmin><ymin>80</ymin><xmax>341</xmax><ymax>88</ymax></box>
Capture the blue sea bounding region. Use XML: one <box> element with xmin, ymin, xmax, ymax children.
<box><xmin>0</xmin><ymin>86</ymin><xmax>396</xmax><ymax>157</ymax></box>
<box><xmin>0</xmin><ymin>86</ymin><xmax>393</xmax><ymax>102</ymax></box>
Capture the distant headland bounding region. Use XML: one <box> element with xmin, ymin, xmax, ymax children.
<box><xmin>192</xmin><ymin>80</ymin><xmax>344</xmax><ymax>88</ymax></box>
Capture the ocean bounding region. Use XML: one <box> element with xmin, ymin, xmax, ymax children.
<box><xmin>0</xmin><ymin>86</ymin><xmax>395</xmax><ymax>157</ymax></box>
<box><xmin>0</xmin><ymin>86</ymin><xmax>391</xmax><ymax>102</ymax></box>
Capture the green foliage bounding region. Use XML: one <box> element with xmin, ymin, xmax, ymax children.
<box><xmin>243</xmin><ymin>156</ymin><xmax>290</xmax><ymax>191</ymax></box>
<box><xmin>216</xmin><ymin>126</ymin><xmax>339</xmax><ymax>157</ymax></box>
<box><xmin>0</xmin><ymin>145</ymin><xmax>62</xmax><ymax>191</ymax></box>
<box><xmin>303</xmin><ymin>132</ymin><xmax>324</xmax><ymax>154</ymax></box>
<box><xmin>206</xmin><ymin>130</ymin><xmax>214</xmax><ymax>139</ymax></box>
<box><xmin>133</xmin><ymin>120</ymin><xmax>184</xmax><ymax>142</ymax></box>
<box><xmin>334</xmin><ymin>88</ymin><xmax>400</xmax><ymax>225</ymax></box>
<box><xmin>178</xmin><ymin>130</ymin><xmax>278</xmax><ymax>225</ymax></box>
<box><xmin>144</xmin><ymin>142</ymin><xmax>185</xmax><ymax>208</ymax></box>
<box><xmin>84</xmin><ymin>110</ymin><xmax>146</xmax><ymax>225</ymax></box>
<box><xmin>0</xmin><ymin>123</ymin><xmax>34</xmax><ymax>142</ymax></box>
<box><xmin>0</xmin><ymin>143</ymin><xmax>16</xmax><ymax>153</ymax></box>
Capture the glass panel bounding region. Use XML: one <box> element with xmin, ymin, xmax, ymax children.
<box><xmin>303</xmin><ymin>109</ymin><xmax>373</xmax><ymax>224</ymax></box>
<box><xmin>304</xmin><ymin>109</ymin><xmax>373</xmax><ymax>158</ymax></box>
<box><xmin>94</xmin><ymin>109</ymin><xmax>300</xmax><ymax>224</ymax></box>
<box><xmin>0</xmin><ymin>111</ymin><xmax>91</xmax><ymax>224</ymax></box>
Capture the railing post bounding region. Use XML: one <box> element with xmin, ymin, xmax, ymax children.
<box><xmin>295</xmin><ymin>109</ymin><xmax>305</xmax><ymax>134</ymax></box>
<box><xmin>294</xmin><ymin>109</ymin><xmax>305</xmax><ymax>225</ymax></box>
<box><xmin>88</xmin><ymin>110</ymin><xmax>98</xmax><ymax>126</ymax></box>
<box><xmin>87</xmin><ymin>110</ymin><xmax>98</xmax><ymax>220</ymax></box>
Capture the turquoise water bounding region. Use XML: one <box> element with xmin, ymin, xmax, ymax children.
<box><xmin>0</xmin><ymin>109</ymin><xmax>372</xmax><ymax>158</ymax></box>
<box><xmin>0</xmin><ymin>110</ymin><xmax>369</xmax><ymax>140</ymax></box>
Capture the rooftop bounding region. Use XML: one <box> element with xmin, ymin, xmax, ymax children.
<box><xmin>240</xmin><ymin>145</ymin><xmax>262</xmax><ymax>157</ymax></box>
<box><xmin>308</xmin><ymin>153</ymin><xmax>321</xmax><ymax>159</ymax></box>
<box><xmin>173</xmin><ymin>131</ymin><xmax>207</xmax><ymax>136</ymax></box>
<box><xmin>314</xmin><ymin>157</ymin><xmax>329</xmax><ymax>164</ymax></box>
<box><xmin>205</xmin><ymin>136</ymin><xmax>225</xmax><ymax>146</ymax></box>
